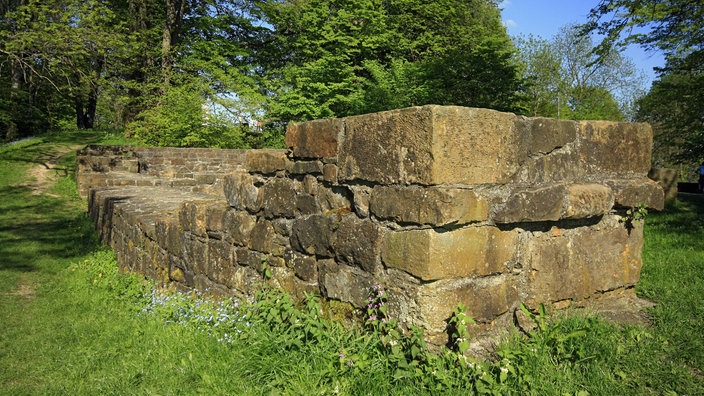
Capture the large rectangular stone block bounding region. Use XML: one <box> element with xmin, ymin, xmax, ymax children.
<box><xmin>370</xmin><ymin>186</ymin><xmax>489</xmax><ymax>226</ymax></box>
<box><xmin>564</xmin><ymin>184</ymin><xmax>614</xmax><ymax>219</ymax></box>
<box><xmin>417</xmin><ymin>276</ymin><xmax>519</xmax><ymax>333</ymax></box>
<box><xmin>286</xmin><ymin>118</ymin><xmax>344</xmax><ymax>159</ymax></box>
<box><xmin>338</xmin><ymin>106</ymin><xmax>529</xmax><ymax>185</ymax></box>
<box><xmin>579</xmin><ymin>121</ymin><xmax>653</xmax><ymax>175</ymax></box>
<box><xmin>493</xmin><ymin>185</ymin><xmax>566</xmax><ymax>223</ymax></box>
<box><xmin>605</xmin><ymin>178</ymin><xmax>665</xmax><ymax>210</ymax></box>
<box><xmin>525</xmin><ymin>217</ymin><xmax>644</xmax><ymax>305</ymax></box>
<box><xmin>381</xmin><ymin>226</ymin><xmax>517</xmax><ymax>281</ymax></box>
<box><xmin>244</xmin><ymin>149</ymin><xmax>289</xmax><ymax>174</ymax></box>
<box><xmin>528</xmin><ymin>118</ymin><xmax>578</xmax><ymax>155</ymax></box>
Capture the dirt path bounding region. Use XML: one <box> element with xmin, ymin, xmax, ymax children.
<box><xmin>14</xmin><ymin>143</ymin><xmax>87</xmax><ymax>196</ymax></box>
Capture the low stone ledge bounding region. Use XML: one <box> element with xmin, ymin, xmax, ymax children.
<box><xmin>370</xmin><ymin>185</ymin><xmax>489</xmax><ymax>226</ymax></box>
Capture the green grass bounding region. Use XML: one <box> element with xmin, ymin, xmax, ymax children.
<box><xmin>1</xmin><ymin>130</ymin><xmax>703</xmax><ymax>395</ymax></box>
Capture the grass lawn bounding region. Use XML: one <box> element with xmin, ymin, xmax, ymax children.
<box><xmin>1</xmin><ymin>131</ymin><xmax>703</xmax><ymax>395</ymax></box>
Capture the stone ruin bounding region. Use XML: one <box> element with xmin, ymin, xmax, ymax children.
<box><xmin>77</xmin><ymin>105</ymin><xmax>664</xmax><ymax>348</ymax></box>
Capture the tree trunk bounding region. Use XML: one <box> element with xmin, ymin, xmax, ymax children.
<box><xmin>161</xmin><ymin>0</ymin><xmax>186</xmax><ymax>91</ymax></box>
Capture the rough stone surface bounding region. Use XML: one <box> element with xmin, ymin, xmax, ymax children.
<box><xmin>579</xmin><ymin>121</ymin><xmax>653</xmax><ymax>175</ymax></box>
<box><xmin>606</xmin><ymin>178</ymin><xmax>665</xmax><ymax>210</ymax></box>
<box><xmin>370</xmin><ymin>186</ymin><xmax>489</xmax><ymax>226</ymax></box>
<box><xmin>245</xmin><ymin>150</ymin><xmax>289</xmax><ymax>174</ymax></box>
<box><xmin>338</xmin><ymin>106</ymin><xmax>529</xmax><ymax>185</ymax></box>
<box><xmin>334</xmin><ymin>215</ymin><xmax>381</xmax><ymax>272</ymax></box>
<box><xmin>321</xmin><ymin>260</ymin><xmax>372</xmax><ymax>308</ymax></box>
<box><xmin>648</xmin><ymin>168</ymin><xmax>677</xmax><ymax>206</ymax></box>
<box><xmin>528</xmin><ymin>117</ymin><xmax>578</xmax><ymax>155</ymax></box>
<box><xmin>224</xmin><ymin>170</ymin><xmax>261</xmax><ymax>212</ymax></box>
<box><xmin>286</xmin><ymin>118</ymin><xmax>344</xmax><ymax>159</ymax></box>
<box><xmin>291</xmin><ymin>215</ymin><xmax>338</xmax><ymax>258</ymax></box>
<box><xmin>494</xmin><ymin>185</ymin><xmax>566</xmax><ymax>223</ymax></box>
<box><xmin>524</xmin><ymin>216</ymin><xmax>644</xmax><ymax>305</ymax></box>
<box><xmin>381</xmin><ymin>226</ymin><xmax>517</xmax><ymax>281</ymax></box>
<box><xmin>260</xmin><ymin>177</ymin><xmax>298</xmax><ymax>219</ymax></box>
<box><xmin>564</xmin><ymin>184</ymin><xmax>614</xmax><ymax>219</ymax></box>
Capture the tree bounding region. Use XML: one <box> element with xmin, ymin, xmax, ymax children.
<box><xmin>585</xmin><ymin>0</ymin><xmax>704</xmax><ymax>60</ymax></box>
<box><xmin>515</xmin><ymin>25</ymin><xmax>645</xmax><ymax>121</ymax></box>
<box><xmin>585</xmin><ymin>0</ymin><xmax>704</xmax><ymax>165</ymax></box>
<box><xmin>256</xmin><ymin>0</ymin><xmax>523</xmax><ymax>122</ymax></box>
<box><xmin>637</xmin><ymin>54</ymin><xmax>704</xmax><ymax>166</ymax></box>
<box><xmin>1</xmin><ymin>0</ymin><xmax>129</xmax><ymax>131</ymax></box>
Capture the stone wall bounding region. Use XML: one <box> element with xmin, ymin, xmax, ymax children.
<box><xmin>81</xmin><ymin>105</ymin><xmax>664</xmax><ymax>347</ymax></box>
<box><xmin>76</xmin><ymin>145</ymin><xmax>247</xmax><ymax>198</ymax></box>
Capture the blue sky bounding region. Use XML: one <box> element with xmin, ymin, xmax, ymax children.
<box><xmin>499</xmin><ymin>0</ymin><xmax>665</xmax><ymax>86</ymax></box>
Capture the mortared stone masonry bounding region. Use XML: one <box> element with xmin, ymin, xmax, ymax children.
<box><xmin>77</xmin><ymin>105</ymin><xmax>664</xmax><ymax>348</ymax></box>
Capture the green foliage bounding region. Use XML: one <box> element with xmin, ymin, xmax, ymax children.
<box><xmin>126</xmin><ymin>81</ymin><xmax>249</xmax><ymax>148</ymax></box>
<box><xmin>259</xmin><ymin>0</ymin><xmax>522</xmax><ymax>121</ymax></box>
<box><xmin>620</xmin><ymin>203</ymin><xmax>649</xmax><ymax>233</ymax></box>
<box><xmin>637</xmin><ymin>53</ymin><xmax>704</xmax><ymax>166</ymax></box>
<box><xmin>585</xmin><ymin>1</ymin><xmax>704</xmax><ymax>164</ymax></box>
<box><xmin>585</xmin><ymin>0</ymin><xmax>704</xmax><ymax>59</ymax></box>
<box><xmin>514</xmin><ymin>24</ymin><xmax>644</xmax><ymax>120</ymax></box>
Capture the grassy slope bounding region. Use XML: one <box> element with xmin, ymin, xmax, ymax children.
<box><xmin>0</xmin><ymin>131</ymin><xmax>703</xmax><ymax>395</ymax></box>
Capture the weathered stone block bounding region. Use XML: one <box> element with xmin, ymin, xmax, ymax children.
<box><xmin>222</xmin><ymin>209</ymin><xmax>256</xmax><ymax>246</ymax></box>
<box><xmin>288</xmin><ymin>160</ymin><xmax>323</xmax><ymax>175</ymax></box>
<box><xmin>205</xmin><ymin>203</ymin><xmax>227</xmax><ymax>235</ymax></box>
<box><xmin>295</xmin><ymin>193</ymin><xmax>320</xmax><ymax>216</ymax></box>
<box><xmin>318</xmin><ymin>186</ymin><xmax>352</xmax><ymax>213</ymax></box>
<box><xmin>229</xmin><ymin>265</ymin><xmax>262</xmax><ymax>293</ymax></box>
<box><xmin>270</xmin><ymin>266</ymin><xmax>319</xmax><ymax>301</ymax></box>
<box><xmin>250</xmin><ymin>218</ymin><xmax>288</xmax><ymax>256</ymax></box>
<box><xmin>493</xmin><ymin>185</ymin><xmax>566</xmax><ymax>223</ymax></box>
<box><xmin>339</xmin><ymin>106</ymin><xmax>529</xmax><ymax>185</ymax></box>
<box><xmin>334</xmin><ymin>214</ymin><xmax>381</xmax><ymax>272</ymax></box>
<box><xmin>181</xmin><ymin>234</ymin><xmax>207</xmax><ymax>275</ymax></box>
<box><xmin>224</xmin><ymin>170</ymin><xmax>262</xmax><ymax>212</ymax></box>
<box><xmin>285</xmin><ymin>251</ymin><xmax>318</xmax><ymax>282</ymax></box>
<box><xmin>648</xmin><ymin>168</ymin><xmax>677</xmax><ymax>207</ymax></box>
<box><xmin>525</xmin><ymin>217</ymin><xmax>644</xmax><ymax>305</ymax></box>
<box><xmin>515</xmin><ymin>147</ymin><xmax>584</xmax><ymax>185</ymax></box>
<box><xmin>579</xmin><ymin>121</ymin><xmax>653</xmax><ymax>175</ymax></box>
<box><xmin>286</xmin><ymin>118</ymin><xmax>344</xmax><ymax>159</ymax></box>
<box><xmin>180</xmin><ymin>200</ymin><xmax>221</xmax><ymax>237</ymax></box>
<box><xmin>320</xmin><ymin>260</ymin><xmax>372</xmax><ymax>308</ymax></box>
<box><xmin>207</xmin><ymin>239</ymin><xmax>235</xmax><ymax>285</ymax></box>
<box><xmin>322</xmin><ymin>164</ymin><xmax>338</xmax><ymax>183</ymax></box>
<box><xmin>417</xmin><ymin>276</ymin><xmax>518</xmax><ymax>333</ymax></box>
<box><xmin>245</xmin><ymin>149</ymin><xmax>289</xmax><ymax>174</ymax></box>
<box><xmin>381</xmin><ymin>226</ymin><xmax>517</xmax><ymax>281</ymax></box>
<box><xmin>564</xmin><ymin>184</ymin><xmax>614</xmax><ymax>219</ymax></box>
<box><xmin>529</xmin><ymin>117</ymin><xmax>578</xmax><ymax>155</ymax></box>
<box><xmin>347</xmin><ymin>187</ymin><xmax>369</xmax><ymax>219</ymax></box>
<box><xmin>605</xmin><ymin>178</ymin><xmax>664</xmax><ymax>210</ymax></box>
<box><xmin>291</xmin><ymin>215</ymin><xmax>339</xmax><ymax>257</ymax></box>
<box><xmin>370</xmin><ymin>186</ymin><xmax>488</xmax><ymax>226</ymax></box>
<box><xmin>260</xmin><ymin>177</ymin><xmax>297</xmax><ymax>218</ymax></box>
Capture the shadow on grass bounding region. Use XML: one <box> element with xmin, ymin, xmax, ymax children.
<box><xmin>0</xmin><ymin>185</ymin><xmax>99</xmax><ymax>273</ymax></box>
<box><xmin>648</xmin><ymin>193</ymin><xmax>704</xmax><ymax>236</ymax></box>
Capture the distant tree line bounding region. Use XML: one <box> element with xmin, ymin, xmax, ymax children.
<box><xmin>1</xmin><ymin>0</ymin><xmax>700</xmax><ymax>166</ymax></box>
